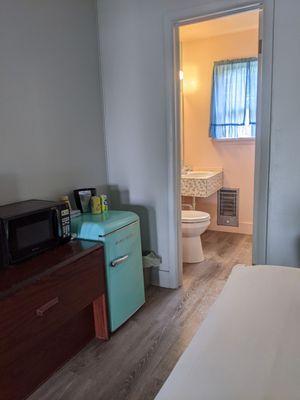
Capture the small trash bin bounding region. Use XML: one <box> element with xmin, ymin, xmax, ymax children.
<box><xmin>142</xmin><ymin>251</ymin><xmax>161</xmax><ymax>288</ymax></box>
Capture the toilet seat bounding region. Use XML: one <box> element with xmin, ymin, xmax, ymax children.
<box><xmin>182</xmin><ymin>210</ymin><xmax>210</xmax><ymax>223</ymax></box>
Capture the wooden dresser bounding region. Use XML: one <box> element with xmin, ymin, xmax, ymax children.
<box><xmin>0</xmin><ymin>240</ymin><xmax>108</xmax><ymax>400</ymax></box>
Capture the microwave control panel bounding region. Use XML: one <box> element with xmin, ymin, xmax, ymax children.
<box><xmin>60</xmin><ymin>208</ymin><xmax>71</xmax><ymax>238</ymax></box>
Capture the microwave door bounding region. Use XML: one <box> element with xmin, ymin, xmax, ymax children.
<box><xmin>8</xmin><ymin>210</ymin><xmax>57</xmax><ymax>263</ymax></box>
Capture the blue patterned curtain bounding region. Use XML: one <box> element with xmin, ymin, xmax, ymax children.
<box><xmin>210</xmin><ymin>58</ymin><xmax>258</xmax><ymax>139</ymax></box>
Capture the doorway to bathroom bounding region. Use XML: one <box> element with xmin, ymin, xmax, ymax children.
<box><xmin>172</xmin><ymin>6</ymin><xmax>267</xmax><ymax>286</ymax></box>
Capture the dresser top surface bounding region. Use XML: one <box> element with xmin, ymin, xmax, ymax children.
<box><xmin>0</xmin><ymin>240</ymin><xmax>103</xmax><ymax>298</ymax></box>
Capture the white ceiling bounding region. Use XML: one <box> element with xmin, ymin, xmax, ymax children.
<box><xmin>180</xmin><ymin>10</ymin><xmax>259</xmax><ymax>42</ymax></box>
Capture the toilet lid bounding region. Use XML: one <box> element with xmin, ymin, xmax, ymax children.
<box><xmin>181</xmin><ymin>210</ymin><xmax>210</xmax><ymax>223</ymax></box>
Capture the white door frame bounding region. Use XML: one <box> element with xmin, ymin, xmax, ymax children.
<box><xmin>164</xmin><ymin>0</ymin><xmax>274</xmax><ymax>288</ymax></box>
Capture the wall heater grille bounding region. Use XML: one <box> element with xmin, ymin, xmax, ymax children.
<box><xmin>217</xmin><ymin>188</ymin><xmax>239</xmax><ymax>227</ymax></box>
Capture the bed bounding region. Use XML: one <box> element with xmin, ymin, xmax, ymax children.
<box><xmin>155</xmin><ymin>265</ymin><xmax>300</xmax><ymax>400</ymax></box>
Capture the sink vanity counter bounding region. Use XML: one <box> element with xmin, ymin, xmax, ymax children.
<box><xmin>181</xmin><ymin>170</ymin><xmax>223</xmax><ymax>198</ymax></box>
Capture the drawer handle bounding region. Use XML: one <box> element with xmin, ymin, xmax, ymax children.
<box><xmin>36</xmin><ymin>297</ymin><xmax>59</xmax><ymax>317</ymax></box>
<box><xmin>111</xmin><ymin>255</ymin><xmax>129</xmax><ymax>268</ymax></box>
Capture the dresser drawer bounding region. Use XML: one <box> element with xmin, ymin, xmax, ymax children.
<box><xmin>0</xmin><ymin>247</ymin><xmax>105</xmax><ymax>365</ymax></box>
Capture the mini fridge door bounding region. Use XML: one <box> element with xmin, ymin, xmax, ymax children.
<box><xmin>104</xmin><ymin>221</ymin><xmax>145</xmax><ymax>332</ymax></box>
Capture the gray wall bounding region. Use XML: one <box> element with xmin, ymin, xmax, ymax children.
<box><xmin>267</xmin><ymin>0</ymin><xmax>300</xmax><ymax>266</ymax></box>
<box><xmin>98</xmin><ymin>0</ymin><xmax>176</xmax><ymax>269</ymax></box>
<box><xmin>98</xmin><ymin>0</ymin><xmax>300</xmax><ymax>269</ymax></box>
<box><xmin>0</xmin><ymin>0</ymin><xmax>107</xmax><ymax>205</ymax></box>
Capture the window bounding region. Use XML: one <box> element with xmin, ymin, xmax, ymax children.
<box><xmin>210</xmin><ymin>58</ymin><xmax>258</xmax><ymax>140</ymax></box>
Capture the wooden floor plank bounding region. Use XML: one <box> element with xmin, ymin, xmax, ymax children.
<box><xmin>28</xmin><ymin>231</ymin><xmax>252</xmax><ymax>400</ymax></box>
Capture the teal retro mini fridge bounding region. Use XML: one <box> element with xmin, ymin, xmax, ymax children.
<box><xmin>71</xmin><ymin>211</ymin><xmax>145</xmax><ymax>332</ymax></box>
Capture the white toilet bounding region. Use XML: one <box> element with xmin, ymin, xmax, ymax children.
<box><xmin>181</xmin><ymin>210</ymin><xmax>211</xmax><ymax>263</ymax></box>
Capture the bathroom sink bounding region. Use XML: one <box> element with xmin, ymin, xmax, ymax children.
<box><xmin>182</xmin><ymin>171</ymin><xmax>217</xmax><ymax>179</ymax></box>
<box><xmin>181</xmin><ymin>170</ymin><xmax>223</xmax><ymax>198</ymax></box>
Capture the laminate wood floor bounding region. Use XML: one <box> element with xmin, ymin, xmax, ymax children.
<box><xmin>29</xmin><ymin>231</ymin><xmax>252</xmax><ymax>400</ymax></box>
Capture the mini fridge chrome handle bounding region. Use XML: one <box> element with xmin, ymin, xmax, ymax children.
<box><xmin>111</xmin><ymin>255</ymin><xmax>129</xmax><ymax>268</ymax></box>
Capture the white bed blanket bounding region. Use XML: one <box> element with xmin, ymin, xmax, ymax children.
<box><xmin>155</xmin><ymin>265</ymin><xmax>300</xmax><ymax>400</ymax></box>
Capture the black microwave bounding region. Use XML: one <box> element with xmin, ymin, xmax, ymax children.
<box><xmin>0</xmin><ymin>199</ymin><xmax>71</xmax><ymax>268</ymax></box>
